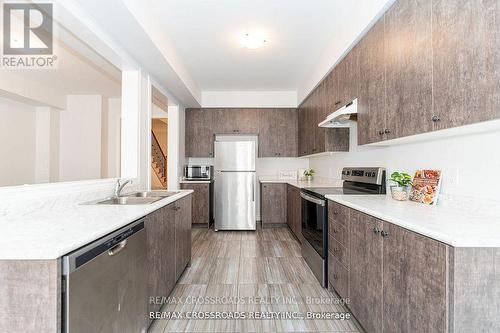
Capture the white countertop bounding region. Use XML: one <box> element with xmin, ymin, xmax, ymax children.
<box><xmin>0</xmin><ymin>190</ymin><xmax>193</xmax><ymax>260</ymax></box>
<box><xmin>259</xmin><ymin>177</ymin><xmax>343</xmax><ymax>189</ymax></box>
<box><xmin>325</xmin><ymin>194</ymin><xmax>500</xmax><ymax>247</ymax></box>
<box><xmin>179</xmin><ymin>179</ymin><xmax>213</xmax><ymax>184</ymax></box>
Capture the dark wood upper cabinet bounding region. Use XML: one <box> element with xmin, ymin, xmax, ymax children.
<box><xmin>432</xmin><ymin>0</ymin><xmax>500</xmax><ymax>131</ymax></box>
<box><xmin>258</xmin><ymin>109</ymin><xmax>279</xmax><ymax>157</ymax></box>
<box><xmin>382</xmin><ymin>222</ymin><xmax>448</xmax><ymax>333</ymax></box>
<box><xmin>336</xmin><ymin>46</ymin><xmax>359</xmax><ymax>109</ymax></box>
<box><xmin>357</xmin><ymin>19</ymin><xmax>387</xmax><ymax>146</ymax></box>
<box><xmin>212</xmin><ymin>109</ymin><xmax>237</xmax><ymax>134</ymax></box>
<box><xmin>185</xmin><ymin>108</ymin><xmax>214</xmax><ymax>157</ymax></box>
<box><xmin>258</xmin><ymin>108</ymin><xmax>297</xmax><ymax>157</ymax></box>
<box><xmin>298</xmin><ymin>105</ymin><xmax>308</xmax><ymax>156</ymax></box>
<box><xmin>261</xmin><ymin>183</ymin><xmax>286</xmax><ymax>225</ymax></box>
<box><xmin>349</xmin><ymin>210</ymin><xmax>384</xmax><ymax>333</ymax></box>
<box><xmin>314</xmin><ymin>81</ymin><xmax>326</xmax><ymax>154</ymax></box>
<box><xmin>235</xmin><ymin>108</ymin><xmax>260</xmax><ymax>134</ymax></box>
<box><xmin>282</xmin><ymin>108</ymin><xmax>298</xmax><ymax>157</ymax></box>
<box><xmin>385</xmin><ymin>0</ymin><xmax>433</xmax><ymax>140</ymax></box>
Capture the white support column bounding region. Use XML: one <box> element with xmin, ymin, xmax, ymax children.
<box><xmin>167</xmin><ymin>104</ymin><xmax>180</xmax><ymax>190</ymax></box>
<box><xmin>120</xmin><ymin>70</ymin><xmax>141</xmax><ymax>181</ymax></box>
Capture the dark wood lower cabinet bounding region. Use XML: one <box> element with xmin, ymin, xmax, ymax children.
<box><xmin>180</xmin><ymin>182</ymin><xmax>212</xmax><ymax>227</ymax></box>
<box><xmin>286</xmin><ymin>184</ymin><xmax>302</xmax><ymax>242</ymax></box>
<box><xmin>346</xmin><ymin>206</ymin><xmax>449</xmax><ymax>333</ymax></box>
<box><xmin>261</xmin><ymin>183</ymin><xmax>287</xmax><ymax>226</ymax></box>
<box><xmin>145</xmin><ymin>194</ymin><xmax>192</xmax><ymax>323</ymax></box>
<box><xmin>145</xmin><ymin>204</ymin><xmax>176</xmax><ymax>316</ymax></box>
<box><xmin>382</xmin><ymin>222</ymin><xmax>448</xmax><ymax>333</ymax></box>
<box><xmin>349</xmin><ymin>210</ymin><xmax>384</xmax><ymax>333</ymax></box>
<box><xmin>175</xmin><ymin>195</ymin><xmax>192</xmax><ymax>281</ymax></box>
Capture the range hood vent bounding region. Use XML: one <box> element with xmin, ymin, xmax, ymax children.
<box><xmin>318</xmin><ymin>99</ymin><xmax>357</xmax><ymax>128</ymax></box>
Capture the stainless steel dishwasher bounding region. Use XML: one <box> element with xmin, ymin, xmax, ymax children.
<box><xmin>62</xmin><ymin>219</ymin><xmax>147</xmax><ymax>333</ymax></box>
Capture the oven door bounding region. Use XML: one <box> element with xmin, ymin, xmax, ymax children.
<box><xmin>301</xmin><ymin>192</ymin><xmax>327</xmax><ymax>259</ymax></box>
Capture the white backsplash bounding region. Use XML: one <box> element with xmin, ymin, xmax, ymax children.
<box><xmin>309</xmin><ymin>123</ymin><xmax>500</xmax><ymax>202</ymax></box>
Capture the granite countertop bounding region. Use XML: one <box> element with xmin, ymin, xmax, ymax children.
<box><xmin>325</xmin><ymin>194</ymin><xmax>500</xmax><ymax>248</ymax></box>
<box><xmin>0</xmin><ymin>190</ymin><xmax>193</xmax><ymax>260</ymax></box>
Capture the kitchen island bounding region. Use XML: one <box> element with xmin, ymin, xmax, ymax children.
<box><xmin>0</xmin><ymin>190</ymin><xmax>193</xmax><ymax>333</ymax></box>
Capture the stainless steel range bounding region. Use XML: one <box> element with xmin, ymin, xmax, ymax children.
<box><xmin>301</xmin><ymin>167</ymin><xmax>386</xmax><ymax>288</ymax></box>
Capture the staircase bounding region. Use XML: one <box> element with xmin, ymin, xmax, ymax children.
<box><xmin>152</xmin><ymin>131</ymin><xmax>167</xmax><ymax>188</ymax></box>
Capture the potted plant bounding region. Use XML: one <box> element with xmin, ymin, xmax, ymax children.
<box><xmin>304</xmin><ymin>169</ymin><xmax>315</xmax><ymax>182</ymax></box>
<box><xmin>389</xmin><ymin>171</ymin><xmax>412</xmax><ymax>201</ymax></box>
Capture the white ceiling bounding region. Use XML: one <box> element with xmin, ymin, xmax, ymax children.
<box><xmin>150</xmin><ymin>0</ymin><xmax>389</xmax><ymax>92</ymax></box>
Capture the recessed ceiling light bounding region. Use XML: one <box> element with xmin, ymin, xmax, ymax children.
<box><xmin>240</xmin><ymin>32</ymin><xmax>268</xmax><ymax>49</ymax></box>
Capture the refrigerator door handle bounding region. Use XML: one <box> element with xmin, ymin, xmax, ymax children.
<box><xmin>252</xmin><ymin>174</ymin><xmax>255</xmax><ymax>202</ymax></box>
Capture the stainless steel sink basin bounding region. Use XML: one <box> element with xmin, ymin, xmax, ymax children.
<box><xmin>95</xmin><ymin>196</ymin><xmax>162</xmax><ymax>205</ymax></box>
<box><xmin>125</xmin><ymin>191</ymin><xmax>180</xmax><ymax>198</ymax></box>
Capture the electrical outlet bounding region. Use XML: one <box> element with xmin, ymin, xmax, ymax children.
<box><xmin>443</xmin><ymin>168</ymin><xmax>460</xmax><ymax>191</ymax></box>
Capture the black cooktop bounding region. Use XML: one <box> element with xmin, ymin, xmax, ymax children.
<box><xmin>302</xmin><ymin>185</ymin><xmax>382</xmax><ymax>198</ymax></box>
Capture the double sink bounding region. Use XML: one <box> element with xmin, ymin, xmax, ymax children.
<box><xmin>94</xmin><ymin>190</ymin><xmax>179</xmax><ymax>205</ymax></box>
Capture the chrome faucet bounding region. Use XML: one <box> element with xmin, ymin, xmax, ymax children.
<box><xmin>114</xmin><ymin>179</ymin><xmax>132</xmax><ymax>197</ymax></box>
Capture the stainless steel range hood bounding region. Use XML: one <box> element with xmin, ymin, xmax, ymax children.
<box><xmin>318</xmin><ymin>98</ymin><xmax>357</xmax><ymax>128</ymax></box>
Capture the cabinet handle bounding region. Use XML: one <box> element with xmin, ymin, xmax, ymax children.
<box><xmin>373</xmin><ymin>227</ymin><xmax>381</xmax><ymax>234</ymax></box>
<box><xmin>335</xmin><ymin>101</ymin><xmax>341</xmax><ymax>105</ymax></box>
<box><xmin>378</xmin><ymin>130</ymin><xmax>384</xmax><ymax>136</ymax></box>
<box><xmin>333</xmin><ymin>247</ymin><xmax>340</xmax><ymax>253</ymax></box>
<box><xmin>384</xmin><ymin>129</ymin><xmax>391</xmax><ymax>134</ymax></box>
<box><xmin>431</xmin><ymin>115</ymin><xmax>441</xmax><ymax>122</ymax></box>
<box><xmin>381</xmin><ymin>230</ymin><xmax>389</xmax><ymax>238</ymax></box>
<box><xmin>333</xmin><ymin>210</ymin><xmax>339</xmax><ymax>215</ymax></box>
<box><xmin>333</xmin><ymin>274</ymin><xmax>338</xmax><ymax>280</ymax></box>
<box><xmin>333</xmin><ymin>228</ymin><xmax>338</xmax><ymax>234</ymax></box>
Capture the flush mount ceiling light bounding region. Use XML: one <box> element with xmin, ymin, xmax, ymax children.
<box><xmin>240</xmin><ymin>32</ymin><xmax>268</xmax><ymax>49</ymax></box>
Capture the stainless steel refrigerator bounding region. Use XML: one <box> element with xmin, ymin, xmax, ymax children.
<box><xmin>214</xmin><ymin>140</ymin><xmax>256</xmax><ymax>231</ymax></box>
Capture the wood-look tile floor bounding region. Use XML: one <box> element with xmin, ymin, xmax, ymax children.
<box><xmin>149</xmin><ymin>227</ymin><xmax>361</xmax><ymax>333</ymax></box>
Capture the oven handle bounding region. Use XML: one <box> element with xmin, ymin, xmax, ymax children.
<box><xmin>300</xmin><ymin>192</ymin><xmax>326</xmax><ymax>206</ymax></box>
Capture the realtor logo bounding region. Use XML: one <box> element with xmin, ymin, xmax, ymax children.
<box><xmin>1</xmin><ymin>2</ymin><xmax>57</xmax><ymax>68</ymax></box>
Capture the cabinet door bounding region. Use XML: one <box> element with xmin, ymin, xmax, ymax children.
<box><xmin>277</xmin><ymin>108</ymin><xmax>298</xmax><ymax>157</ymax></box>
<box><xmin>357</xmin><ymin>19</ymin><xmax>387</xmax><ymax>145</ymax></box>
<box><xmin>305</xmin><ymin>97</ymin><xmax>316</xmax><ymax>155</ymax></box>
<box><xmin>180</xmin><ymin>183</ymin><xmax>209</xmax><ymax>225</ymax></box>
<box><xmin>326</xmin><ymin>67</ymin><xmax>339</xmax><ymax>113</ymax></box>
<box><xmin>382</xmin><ymin>222</ymin><xmax>448</xmax><ymax>333</ymax></box>
<box><xmin>349</xmin><ymin>210</ymin><xmax>384</xmax><ymax>333</ymax></box>
<box><xmin>314</xmin><ymin>81</ymin><xmax>326</xmax><ymax>154</ymax></box>
<box><xmin>385</xmin><ymin>0</ymin><xmax>433</xmax><ymax>140</ymax></box>
<box><xmin>258</xmin><ymin>109</ymin><xmax>279</xmax><ymax>157</ymax></box>
<box><xmin>213</xmin><ymin>109</ymin><xmax>237</xmax><ymax>134</ymax></box>
<box><xmin>235</xmin><ymin>108</ymin><xmax>260</xmax><ymax>134</ymax></box>
<box><xmin>146</xmin><ymin>205</ymin><xmax>175</xmax><ymax>315</ymax></box>
<box><xmin>261</xmin><ymin>183</ymin><xmax>286</xmax><ymax>225</ymax></box>
<box><xmin>185</xmin><ymin>108</ymin><xmax>214</xmax><ymax>157</ymax></box>
<box><xmin>432</xmin><ymin>0</ymin><xmax>500</xmax><ymax>130</ymax></box>
<box><xmin>175</xmin><ymin>195</ymin><xmax>192</xmax><ymax>281</ymax></box>
<box><xmin>336</xmin><ymin>47</ymin><xmax>359</xmax><ymax>109</ymax></box>
<box><xmin>298</xmin><ymin>106</ymin><xmax>307</xmax><ymax>156</ymax></box>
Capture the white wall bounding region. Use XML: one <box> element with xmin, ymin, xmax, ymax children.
<box><xmin>59</xmin><ymin>95</ymin><xmax>103</xmax><ymax>182</ymax></box>
<box><xmin>201</xmin><ymin>91</ymin><xmax>298</xmax><ymax>108</ymax></box>
<box><xmin>0</xmin><ymin>97</ymin><xmax>36</xmax><ymax>186</ymax></box>
<box><xmin>309</xmin><ymin>123</ymin><xmax>500</xmax><ymax>201</ymax></box>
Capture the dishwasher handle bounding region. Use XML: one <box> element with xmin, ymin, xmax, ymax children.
<box><xmin>108</xmin><ymin>240</ymin><xmax>127</xmax><ymax>256</ymax></box>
